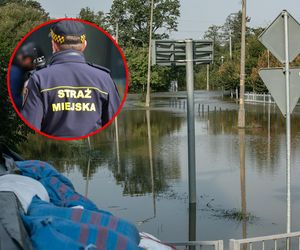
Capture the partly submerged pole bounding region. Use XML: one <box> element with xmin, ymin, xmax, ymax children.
<box><xmin>283</xmin><ymin>10</ymin><xmax>291</xmax><ymax>235</ymax></box>
<box><xmin>185</xmin><ymin>39</ymin><xmax>196</xmax><ymax>204</ymax></box>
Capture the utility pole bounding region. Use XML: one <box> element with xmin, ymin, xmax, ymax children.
<box><xmin>238</xmin><ymin>0</ymin><xmax>246</xmax><ymax>128</ymax></box>
<box><xmin>145</xmin><ymin>0</ymin><xmax>154</xmax><ymax>107</ymax></box>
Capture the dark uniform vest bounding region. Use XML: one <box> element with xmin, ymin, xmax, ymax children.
<box><xmin>21</xmin><ymin>50</ymin><xmax>121</xmax><ymax>137</ymax></box>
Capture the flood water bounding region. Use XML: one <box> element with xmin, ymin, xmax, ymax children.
<box><xmin>18</xmin><ymin>91</ymin><xmax>300</xmax><ymax>248</ymax></box>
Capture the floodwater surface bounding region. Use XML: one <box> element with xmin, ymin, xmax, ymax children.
<box><xmin>18</xmin><ymin>91</ymin><xmax>300</xmax><ymax>248</ymax></box>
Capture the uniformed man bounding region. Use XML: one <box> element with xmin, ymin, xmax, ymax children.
<box><xmin>21</xmin><ymin>20</ymin><xmax>121</xmax><ymax>137</ymax></box>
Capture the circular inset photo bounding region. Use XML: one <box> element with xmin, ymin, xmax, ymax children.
<box><xmin>7</xmin><ymin>18</ymin><xmax>128</xmax><ymax>140</ymax></box>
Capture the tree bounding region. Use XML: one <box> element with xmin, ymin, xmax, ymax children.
<box><xmin>78</xmin><ymin>7</ymin><xmax>109</xmax><ymax>30</ymax></box>
<box><xmin>108</xmin><ymin>0</ymin><xmax>180</xmax><ymax>46</ymax></box>
<box><xmin>0</xmin><ymin>1</ymin><xmax>49</xmax><ymax>148</ymax></box>
<box><xmin>105</xmin><ymin>0</ymin><xmax>181</xmax><ymax>92</ymax></box>
<box><xmin>204</xmin><ymin>25</ymin><xmax>223</xmax><ymax>47</ymax></box>
<box><xmin>125</xmin><ymin>46</ymin><xmax>171</xmax><ymax>92</ymax></box>
<box><xmin>197</xmin><ymin>12</ymin><xmax>277</xmax><ymax>92</ymax></box>
<box><xmin>0</xmin><ymin>0</ymin><xmax>47</xmax><ymax>14</ymax></box>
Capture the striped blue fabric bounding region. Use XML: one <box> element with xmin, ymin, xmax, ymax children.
<box><xmin>15</xmin><ymin>160</ymin><xmax>142</xmax><ymax>250</ymax></box>
<box><xmin>28</xmin><ymin>197</ymin><xmax>140</xmax><ymax>244</ymax></box>
<box><xmin>16</xmin><ymin>160</ymin><xmax>100</xmax><ymax>211</ymax></box>
<box><xmin>23</xmin><ymin>215</ymin><xmax>143</xmax><ymax>250</ymax></box>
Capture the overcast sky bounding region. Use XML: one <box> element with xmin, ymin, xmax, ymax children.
<box><xmin>37</xmin><ymin>0</ymin><xmax>300</xmax><ymax>39</ymax></box>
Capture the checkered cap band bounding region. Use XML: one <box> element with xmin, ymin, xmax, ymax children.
<box><xmin>51</xmin><ymin>30</ymin><xmax>86</xmax><ymax>44</ymax></box>
<box><xmin>51</xmin><ymin>30</ymin><xmax>65</xmax><ymax>44</ymax></box>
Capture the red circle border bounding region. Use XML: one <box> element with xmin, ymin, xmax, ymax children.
<box><xmin>6</xmin><ymin>18</ymin><xmax>129</xmax><ymax>141</ymax></box>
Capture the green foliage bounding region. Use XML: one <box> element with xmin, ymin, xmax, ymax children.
<box><xmin>108</xmin><ymin>0</ymin><xmax>180</xmax><ymax>46</ymax></box>
<box><xmin>0</xmin><ymin>1</ymin><xmax>49</xmax><ymax>148</ymax></box>
<box><xmin>125</xmin><ymin>46</ymin><xmax>171</xmax><ymax>92</ymax></box>
<box><xmin>219</xmin><ymin>61</ymin><xmax>240</xmax><ymax>90</ymax></box>
<box><xmin>198</xmin><ymin>12</ymin><xmax>272</xmax><ymax>93</ymax></box>
<box><xmin>78</xmin><ymin>7</ymin><xmax>109</xmax><ymax>31</ymax></box>
<box><xmin>78</xmin><ymin>1</ymin><xmax>181</xmax><ymax>93</ymax></box>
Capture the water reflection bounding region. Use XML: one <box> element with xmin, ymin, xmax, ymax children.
<box><xmin>146</xmin><ymin>110</ymin><xmax>156</xmax><ymax>220</ymax></box>
<box><xmin>239</xmin><ymin>128</ymin><xmax>247</xmax><ymax>249</ymax></box>
<box><xmin>85</xmin><ymin>158</ymin><xmax>91</xmax><ymax>197</ymax></box>
<box><xmin>19</xmin><ymin>102</ymin><xmax>300</xmax><ymax>181</ymax></box>
<box><xmin>189</xmin><ymin>203</ymin><xmax>196</xmax><ymax>250</ymax></box>
<box><xmin>16</xmin><ymin>94</ymin><xmax>300</xmax><ymax>245</ymax></box>
<box><xmin>19</xmin><ymin>109</ymin><xmax>184</xmax><ymax>196</ymax></box>
<box><xmin>196</xmin><ymin>104</ymin><xmax>300</xmax><ymax>175</ymax></box>
<box><xmin>109</xmin><ymin>110</ymin><xmax>183</xmax><ymax>196</ymax></box>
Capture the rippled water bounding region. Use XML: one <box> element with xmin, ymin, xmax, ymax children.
<box><xmin>18</xmin><ymin>91</ymin><xmax>300</xmax><ymax>247</ymax></box>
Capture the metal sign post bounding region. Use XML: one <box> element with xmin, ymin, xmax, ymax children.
<box><xmin>283</xmin><ymin>11</ymin><xmax>291</xmax><ymax>234</ymax></box>
<box><xmin>152</xmin><ymin>39</ymin><xmax>213</xmax><ymax>204</ymax></box>
<box><xmin>186</xmin><ymin>39</ymin><xmax>196</xmax><ymax>204</ymax></box>
<box><xmin>259</xmin><ymin>10</ymin><xmax>300</xmax><ymax>235</ymax></box>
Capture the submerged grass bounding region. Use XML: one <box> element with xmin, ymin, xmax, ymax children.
<box><xmin>213</xmin><ymin>208</ymin><xmax>257</xmax><ymax>222</ymax></box>
<box><xmin>202</xmin><ymin>198</ymin><xmax>258</xmax><ymax>223</ymax></box>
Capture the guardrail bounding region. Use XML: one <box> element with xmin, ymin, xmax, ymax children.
<box><xmin>164</xmin><ymin>231</ymin><xmax>300</xmax><ymax>249</ymax></box>
<box><xmin>229</xmin><ymin>231</ymin><xmax>300</xmax><ymax>250</ymax></box>
<box><xmin>166</xmin><ymin>240</ymin><xmax>224</xmax><ymax>250</ymax></box>
<box><xmin>244</xmin><ymin>92</ymin><xmax>275</xmax><ymax>104</ymax></box>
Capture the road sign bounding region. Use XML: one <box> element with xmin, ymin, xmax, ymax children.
<box><xmin>258</xmin><ymin>10</ymin><xmax>300</xmax><ymax>235</ymax></box>
<box><xmin>259</xmin><ymin>68</ymin><xmax>300</xmax><ymax>115</ymax></box>
<box><xmin>259</xmin><ymin>11</ymin><xmax>300</xmax><ymax>63</ymax></box>
<box><xmin>152</xmin><ymin>40</ymin><xmax>213</xmax><ymax>66</ymax></box>
<box><xmin>151</xmin><ymin>39</ymin><xmax>213</xmax><ymax>204</ymax></box>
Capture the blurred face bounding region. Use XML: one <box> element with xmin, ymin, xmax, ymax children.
<box><xmin>18</xmin><ymin>54</ymin><xmax>34</xmax><ymax>70</ymax></box>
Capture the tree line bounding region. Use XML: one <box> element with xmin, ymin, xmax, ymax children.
<box><xmin>1</xmin><ymin>0</ymin><xmax>300</xmax><ymax>147</ymax></box>
<box><xmin>77</xmin><ymin>3</ymin><xmax>300</xmax><ymax>93</ymax></box>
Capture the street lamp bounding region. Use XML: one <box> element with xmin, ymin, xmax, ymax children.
<box><xmin>228</xmin><ymin>13</ymin><xmax>238</xmax><ymax>60</ymax></box>
<box><xmin>131</xmin><ymin>37</ymin><xmax>145</xmax><ymax>47</ymax></box>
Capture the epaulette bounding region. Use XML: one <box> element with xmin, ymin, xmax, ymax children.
<box><xmin>87</xmin><ymin>62</ymin><xmax>110</xmax><ymax>74</ymax></box>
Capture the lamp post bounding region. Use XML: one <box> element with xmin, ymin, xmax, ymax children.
<box><xmin>145</xmin><ymin>0</ymin><xmax>154</xmax><ymax>107</ymax></box>
<box><xmin>228</xmin><ymin>13</ymin><xmax>238</xmax><ymax>60</ymax></box>
<box><xmin>238</xmin><ymin>0</ymin><xmax>246</xmax><ymax>128</ymax></box>
<box><xmin>229</xmin><ymin>30</ymin><xmax>232</xmax><ymax>60</ymax></box>
<box><xmin>131</xmin><ymin>36</ymin><xmax>145</xmax><ymax>47</ymax></box>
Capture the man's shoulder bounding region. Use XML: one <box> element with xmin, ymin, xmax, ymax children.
<box><xmin>86</xmin><ymin>62</ymin><xmax>111</xmax><ymax>74</ymax></box>
<box><xmin>30</xmin><ymin>65</ymin><xmax>50</xmax><ymax>79</ymax></box>
<box><xmin>30</xmin><ymin>62</ymin><xmax>112</xmax><ymax>82</ymax></box>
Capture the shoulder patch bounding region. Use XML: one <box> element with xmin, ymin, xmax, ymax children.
<box><xmin>87</xmin><ymin>62</ymin><xmax>110</xmax><ymax>74</ymax></box>
<box><xmin>22</xmin><ymin>84</ymin><xmax>29</xmax><ymax>108</ymax></box>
